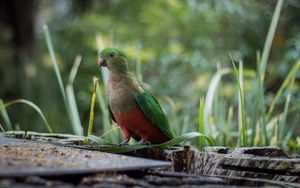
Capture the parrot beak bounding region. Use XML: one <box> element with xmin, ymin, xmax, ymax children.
<box><xmin>98</xmin><ymin>56</ymin><xmax>107</xmax><ymax>67</ymax></box>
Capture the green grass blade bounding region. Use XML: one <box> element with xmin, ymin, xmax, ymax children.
<box><xmin>0</xmin><ymin>99</ymin><xmax>53</xmax><ymax>133</ymax></box>
<box><xmin>44</xmin><ymin>25</ymin><xmax>78</xmax><ymax>134</ymax></box>
<box><xmin>239</xmin><ymin>60</ymin><xmax>244</xmax><ymax>92</ymax></box>
<box><xmin>66</xmin><ymin>86</ymin><xmax>83</xmax><ymax>135</ymax></box>
<box><xmin>229</xmin><ymin>52</ymin><xmax>246</xmax><ymax>147</ymax></box>
<box><xmin>260</xmin><ymin>0</ymin><xmax>284</xmax><ymax>81</ymax></box>
<box><xmin>68</xmin><ymin>55</ymin><xmax>82</xmax><ymax>85</ymax></box>
<box><xmin>238</xmin><ymin>60</ymin><xmax>245</xmax><ymax>146</ymax></box>
<box><xmin>279</xmin><ymin>94</ymin><xmax>291</xmax><ymax>143</ymax></box>
<box><xmin>266</xmin><ymin>59</ymin><xmax>300</xmax><ymax>120</ymax></box>
<box><xmin>204</xmin><ymin>68</ymin><xmax>231</xmax><ymax>135</ymax></box>
<box><xmin>66</xmin><ymin>55</ymin><xmax>83</xmax><ymax>135</ymax></box>
<box><xmin>199</xmin><ymin>97</ymin><xmax>205</xmax><ymax>150</ymax></box>
<box><xmin>43</xmin><ymin>25</ymin><xmax>68</xmax><ymax>109</ymax></box>
<box><xmin>87</xmin><ymin>78</ymin><xmax>98</xmax><ymax>137</ymax></box>
<box><xmin>255</xmin><ymin>51</ymin><xmax>268</xmax><ymax>145</ymax></box>
<box><xmin>0</xmin><ymin>99</ymin><xmax>13</xmax><ymax>131</ymax></box>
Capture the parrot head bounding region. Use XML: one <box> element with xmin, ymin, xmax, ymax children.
<box><xmin>98</xmin><ymin>48</ymin><xmax>128</xmax><ymax>73</ymax></box>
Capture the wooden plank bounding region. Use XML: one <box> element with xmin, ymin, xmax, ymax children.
<box><xmin>0</xmin><ymin>136</ymin><xmax>171</xmax><ymax>177</ymax></box>
<box><xmin>171</xmin><ymin>146</ymin><xmax>300</xmax><ymax>184</ymax></box>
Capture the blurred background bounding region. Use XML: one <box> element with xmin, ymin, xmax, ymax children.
<box><xmin>0</xmin><ymin>0</ymin><xmax>299</xmax><ymax>151</ymax></box>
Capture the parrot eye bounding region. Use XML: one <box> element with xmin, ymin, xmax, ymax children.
<box><xmin>109</xmin><ymin>52</ymin><xmax>115</xmax><ymax>58</ymax></box>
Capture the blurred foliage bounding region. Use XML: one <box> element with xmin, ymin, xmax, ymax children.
<box><xmin>0</xmin><ymin>0</ymin><xmax>299</xmax><ymax>151</ymax></box>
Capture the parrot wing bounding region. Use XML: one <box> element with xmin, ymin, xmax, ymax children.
<box><xmin>135</xmin><ymin>89</ymin><xmax>175</xmax><ymax>139</ymax></box>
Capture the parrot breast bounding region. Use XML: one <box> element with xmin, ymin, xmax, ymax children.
<box><xmin>115</xmin><ymin>107</ymin><xmax>171</xmax><ymax>144</ymax></box>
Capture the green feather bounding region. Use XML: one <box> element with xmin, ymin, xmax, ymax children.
<box><xmin>135</xmin><ymin>90</ymin><xmax>175</xmax><ymax>139</ymax></box>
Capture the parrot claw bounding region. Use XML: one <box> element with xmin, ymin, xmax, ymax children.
<box><xmin>138</xmin><ymin>139</ymin><xmax>151</xmax><ymax>145</ymax></box>
<box><xmin>119</xmin><ymin>138</ymin><xmax>130</xmax><ymax>146</ymax></box>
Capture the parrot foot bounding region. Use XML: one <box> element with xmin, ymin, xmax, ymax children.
<box><xmin>119</xmin><ymin>138</ymin><xmax>130</xmax><ymax>146</ymax></box>
<box><xmin>138</xmin><ymin>139</ymin><xmax>151</xmax><ymax>145</ymax></box>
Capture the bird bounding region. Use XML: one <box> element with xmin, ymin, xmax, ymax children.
<box><xmin>98</xmin><ymin>47</ymin><xmax>175</xmax><ymax>145</ymax></box>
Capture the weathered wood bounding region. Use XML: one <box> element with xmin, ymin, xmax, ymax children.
<box><xmin>3</xmin><ymin>131</ymin><xmax>300</xmax><ymax>187</ymax></box>
<box><xmin>4</xmin><ymin>131</ymin><xmax>177</xmax><ymax>161</ymax></box>
<box><xmin>0</xmin><ymin>136</ymin><xmax>171</xmax><ymax>177</ymax></box>
<box><xmin>171</xmin><ymin>146</ymin><xmax>300</xmax><ymax>184</ymax></box>
<box><xmin>1</xmin><ymin>170</ymin><xmax>297</xmax><ymax>187</ymax></box>
<box><xmin>4</xmin><ymin>131</ymin><xmax>85</xmax><ymax>145</ymax></box>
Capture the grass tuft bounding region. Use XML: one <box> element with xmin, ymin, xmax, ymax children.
<box><xmin>0</xmin><ymin>99</ymin><xmax>53</xmax><ymax>133</ymax></box>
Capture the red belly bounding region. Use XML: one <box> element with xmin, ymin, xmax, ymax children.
<box><xmin>115</xmin><ymin>108</ymin><xmax>171</xmax><ymax>144</ymax></box>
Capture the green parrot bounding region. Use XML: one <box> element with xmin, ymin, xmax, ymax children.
<box><xmin>98</xmin><ymin>48</ymin><xmax>175</xmax><ymax>145</ymax></box>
